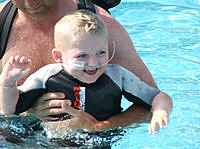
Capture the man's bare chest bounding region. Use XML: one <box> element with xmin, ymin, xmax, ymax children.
<box><xmin>2</xmin><ymin>27</ymin><xmax>55</xmax><ymax>71</ymax></box>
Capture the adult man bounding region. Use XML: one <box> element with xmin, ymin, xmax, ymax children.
<box><xmin>0</xmin><ymin>0</ymin><xmax>157</xmax><ymax>130</ymax></box>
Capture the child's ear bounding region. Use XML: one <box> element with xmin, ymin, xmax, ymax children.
<box><xmin>52</xmin><ymin>48</ymin><xmax>63</xmax><ymax>63</ymax></box>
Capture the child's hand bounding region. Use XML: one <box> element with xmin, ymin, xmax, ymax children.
<box><xmin>1</xmin><ymin>56</ymin><xmax>31</xmax><ymax>87</ymax></box>
<box><xmin>148</xmin><ymin>109</ymin><xmax>169</xmax><ymax>134</ymax></box>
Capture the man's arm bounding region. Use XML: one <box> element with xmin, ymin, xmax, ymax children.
<box><xmin>93</xmin><ymin>6</ymin><xmax>157</xmax><ymax>125</ymax></box>
<box><xmin>95</xmin><ymin>104</ymin><xmax>151</xmax><ymax>130</ymax></box>
<box><xmin>96</xmin><ymin>6</ymin><xmax>157</xmax><ymax>88</ymax></box>
<box><xmin>42</xmin><ymin>102</ymin><xmax>151</xmax><ymax>132</ymax></box>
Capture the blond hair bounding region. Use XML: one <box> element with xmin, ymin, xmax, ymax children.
<box><xmin>54</xmin><ymin>10</ymin><xmax>108</xmax><ymax>50</ymax></box>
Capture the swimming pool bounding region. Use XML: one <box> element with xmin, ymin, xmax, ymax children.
<box><xmin>0</xmin><ymin>0</ymin><xmax>200</xmax><ymax>148</ymax></box>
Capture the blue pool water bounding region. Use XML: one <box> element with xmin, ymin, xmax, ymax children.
<box><xmin>111</xmin><ymin>0</ymin><xmax>200</xmax><ymax>148</ymax></box>
<box><xmin>0</xmin><ymin>0</ymin><xmax>200</xmax><ymax>148</ymax></box>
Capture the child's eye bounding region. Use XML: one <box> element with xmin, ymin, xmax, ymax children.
<box><xmin>77</xmin><ymin>54</ymin><xmax>88</xmax><ymax>59</ymax></box>
<box><xmin>97</xmin><ymin>51</ymin><xmax>106</xmax><ymax>56</ymax></box>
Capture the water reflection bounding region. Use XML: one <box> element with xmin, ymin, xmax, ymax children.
<box><xmin>0</xmin><ymin>115</ymin><xmax>125</xmax><ymax>148</ymax></box>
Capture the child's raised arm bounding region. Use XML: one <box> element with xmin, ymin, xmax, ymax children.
<box><xmin>0</xmin><ymin>56</ymin><xmax>31</xmax><ymax>114</ymax></box>
<box><xmin>149</xmin><ymin>91</ymin><xmax>173</xmax><ymax>134</ymax></box>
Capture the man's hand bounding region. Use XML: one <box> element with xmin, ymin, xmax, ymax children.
<box><xmin>27</xmin><ymin>92</ymin><xmax>68</xmax><ymax>120</ymax></box>
<box><xmin>61</xmin><ymin>101</ymin><xmax>99</xmax><ymax>131</ymax></box>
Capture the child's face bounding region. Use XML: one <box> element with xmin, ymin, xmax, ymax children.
<box><xmin>62</xmin><ymin>34</ymin><xmax>109</xmax><ymax>84</ymax></box>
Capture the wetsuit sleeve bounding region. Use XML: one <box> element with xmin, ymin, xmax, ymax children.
<box><xmin>14</xmin><ymin>66</ymin><xmax>48</xmax><ymax>114</ymax></box>
<box><xmin>15</xmin><ymin>89</ymin><xmax>46</xmax><ymax>114</ymax></box>
<box><xmin>105</xmin><ymin>64</ymin><xmax>160</xmax><ymax>110</ymax></box>
<box><xmin>120</xmin><ymin>66</ymin><xmax>160</xmax><ymax>110</ymax></box>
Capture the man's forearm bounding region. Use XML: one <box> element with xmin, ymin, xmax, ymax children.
<box><xmin>96</xmin><ymin>104</ymin><xmax>151</xmax><ymax>131</ymax></box>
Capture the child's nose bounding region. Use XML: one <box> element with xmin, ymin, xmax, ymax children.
<box><xmin>87</xmin><ymin>57</ymin><xmax>98</xmax><ymax>66</ymax></box>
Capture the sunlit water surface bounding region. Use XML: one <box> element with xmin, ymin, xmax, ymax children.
<box><xmin>0</xmin><ymin>0</ymin><xmax>200</xmax><ymax>148</ymax></box>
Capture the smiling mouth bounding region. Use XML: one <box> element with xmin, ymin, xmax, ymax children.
<box><xmin>83</xmin><ymin>68</ymin><xmax>98</xmax><ymax>75</ymax></box>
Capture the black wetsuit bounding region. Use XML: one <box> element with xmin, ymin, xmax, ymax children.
<box><xmin>0</xmin><ymin>0</ymin><xmax>121</xmax><ymax>59</ymax></box>
<box><xmin>15</xmin><ymin>64</ymin><xmax>160</xmax><ymax>121</ymax></box>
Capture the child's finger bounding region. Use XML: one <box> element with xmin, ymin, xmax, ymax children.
<box><xmin>148</xmin><ymin>125</ymin><xmax>152</xmax><ymax>132</ymax></box>
<box><xmin>27</xmin><ymin>59</ymin><xmax>31</xmax><ymax>64</ymax></box>
<box><xmin>19</xmin><ymin>56</ymin><xmax>25</xmax><ymax>64</ymax></box>
<box><xmin>158</xmin><ymin>119</ymin><xmax>164</xmax><ymax>129</ymax></box>
<box><xmin>8</xmin><ymin>56</ymin><xmax>15</xmax><ymax>65</ymax></box>
<box><xmin>163</xmin><ymin>117</ymin><xmax>169</xmax><ymax>126</ymax></box>
<box><xmin>150</xmin><ymin>122</ymin><xmax>158</xmax><ymax>134</ymax></box>
<box><xmin>15</xmin><ymin>55</ymin><xmax>21</xmax><ymax>64</ymax></box>
<box><xmin>13</xmin><ymin>57</ymin><xmax>31</xmax><ymax>69</ymax></box>
<box><xmin>19</xmin><ymin>57</ymin><xmax>31</xmax><ymax>65</ymax></box>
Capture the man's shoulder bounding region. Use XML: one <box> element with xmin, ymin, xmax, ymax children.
<box><xmin>95</xmin><ymin>4</ymin><xmax>126</xmax><ymax>41</ymax></box>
